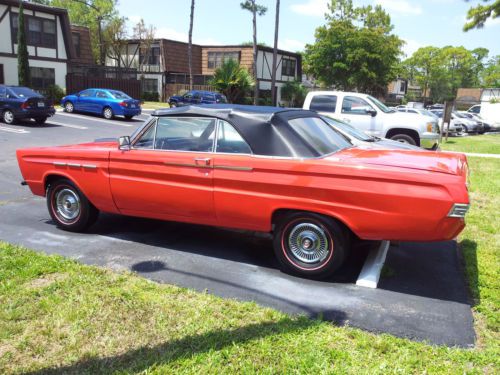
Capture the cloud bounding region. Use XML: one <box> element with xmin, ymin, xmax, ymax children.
<box><xmin>279</xmin><ymin>39</ymin><xmax>306</xmax><ymax>52</ymax></box>
<box><xmin>374</xmin><ymin>0</ymin><xmax>422</xmax><ymax>16</ymax></box>
<box><xmin>402</xmin><ymin>38</ymin><xmax>422</xmax><ymax>57</ymax></box>
<box><xmin>127</xmin><ymin>15</ymin><xmax>142</xmax><ymax>24</ymax></box>
<box><xmin>290</xmin><ymin>0</ymin><xmax>329</xmax><ymax>17</ymax></box>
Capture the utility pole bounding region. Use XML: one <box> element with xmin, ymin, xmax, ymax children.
<box><xmin>270</xmin><ymin>0</ymin><xmax>280</xmax><ymax>106</ymax></box>
<box><xmin>188</xmin><ymin>0</ymin><xmax>195</xmax><ymax>90</ymax></box>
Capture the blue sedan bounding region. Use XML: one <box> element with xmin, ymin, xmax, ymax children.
<box><xmin>62</xmin><ymin>88</ymin><xmax>141</xmax><ymax>120</ymax></box>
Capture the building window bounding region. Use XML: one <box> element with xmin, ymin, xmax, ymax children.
<box><xmin>142</xmin><ymin>78</ymin><xmax>158</xmax><ymax>93</ymax></box>
<box><xmin>139</xmin><ymin>46</ymin><xmax>160</xmax><ymax>65</ymax></box>
<box><xmin>281</xmin><ymin>58</ymin><xmax>296</xmax><ymax>77</ymax></box>
<box><xmin>72</xmin><ymin>32</ymin><xmax>81</xmax><ymax>58</ymax></box>
<box><xmin>207</xmin><ymin>51</ymin><xmax>240</xmax><ymax>69</ymax></box>
<box><xmin>30</xmin><ymin>67</ymin><xmax>55</xmax><ymax>90</ymax></box>
<box><xmin>11</xmin><ymin>13</ymin><xmax>56</xmax><ymax>49</ymax></box>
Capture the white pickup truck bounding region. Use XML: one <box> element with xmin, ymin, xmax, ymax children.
<box><xmin>303</xmin><ymin>91</ymin><xmax>440</xmax><ymax>149</ymax></box>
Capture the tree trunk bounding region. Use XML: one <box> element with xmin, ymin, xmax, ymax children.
<box><xmin>270</xmin><ymin>0</ymin><xmax>280</xmax><ymax>106</ymax></box>
<box><xmin>252</xmin><ymin>2</ymin><xmax>258</xmax><ymax>105</ymax></box>
<box><xmin>188</xmin><ymin>0</ymin><xmax>195</xmax><ymax>90</ymax></box>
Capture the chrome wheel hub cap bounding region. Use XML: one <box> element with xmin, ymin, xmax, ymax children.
<box><xmin>288</xmin><ymin>223</ymin><xmax>329</xmax><ymax>264</ymax></box>
<box><xmin>55</xmin><ymin>189</ymin><xmax>80</xmax><ymax>221</ymax></box>
<box><xmin>104</xmin><ymin>109</ymin><xmax>112</xmax><ymax>118</ymax></box>
<box><xmin>66</xmin><ymin>103</ymin><xmax>73</xmax><ymax>111</ymax></box>
<box><xmin>4</xmin><ymin>112</ymin><xmax>13</xmax><ymax>122</ymax></box>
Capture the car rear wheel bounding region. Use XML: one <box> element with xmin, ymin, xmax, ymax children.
<box><xmin>47</xmin><ymin>179</ymin><xmax>99</xmax><ymax>232</ymax></box>
<box><xmin>35</xmin><ymin>117</ymin><xmax>47</xmax><ymax>125</ymax></box>
<box><xmin>103</xmin><ymin>106</ymin><xmax>114</xmax><ymax>119</ymax></box>
<box><xmin>273</xmin><ymin>212</ymin><xmax>349</xmax><ymax>279</ymax></box>
<box><xmin>64</xmin><ymin>101</ymin><xmax>74</xmax><ymax>113</ymax></box>
<box><xmin>3</xmin><ymin>110</ymin><xmax>16</xmax><ymax>125</ymax></box>
<box><xmin>462</xmin><ymin>125</ymin><xmax>468</xmax><ymax>133</ymax></box>
<box><xmin>169</xmin><ymin>102</ymin><xmax>177</xmax><ymax>108</ymax></box>
<box><xmin>390</xmin><ymin>134</ymin><xmax>417</xmax><ymax>145</ymax></box>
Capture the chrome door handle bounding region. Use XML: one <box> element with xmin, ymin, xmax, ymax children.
<box><xmin>194</xmin><ymin>157</ymin><xmax>211</xmax><ymax>166</ymax></box>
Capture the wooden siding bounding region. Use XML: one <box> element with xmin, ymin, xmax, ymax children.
<box><xmin>70</xmin><ymin>25</ymin><xmax>93</xmax><ymax>65</ymax></box>
<box><xmin>66</xmin><ymin>74</ymin><xmax>141</xmax><ymax>99</ymax></box>
<box><xmin>202</xmin><ymin>46</ymin><xmax>253</xmax><ymax>75</ymax></box>
<box><xmin>162</xmin><ymin>39</ymin><xmax>202</xmax><ymax>74</ymax></box>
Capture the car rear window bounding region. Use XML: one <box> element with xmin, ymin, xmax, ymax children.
<box><xmin>310</xmin><ymin>95</ymin><xmax>337</xmax><ymax>112</ymax></box>
<box><xmin>289</xmin><ymin>117</ymin><xmax>352</xmax><ymax>156</ymax></box>
<box><xmin>9</xmin><ymin>87</ymin><xmax>42</xmax><ymax>98</ymax></box>
<box><xmin>109</xmin><ymin>90</ymin><xmax>131</xmax><ymax>99</ymax></box>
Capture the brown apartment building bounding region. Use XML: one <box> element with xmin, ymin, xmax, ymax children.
<box><xmin>106</xmin><ymin>38</ymin><xmax>302</xmax><ymax>103</ymax></box>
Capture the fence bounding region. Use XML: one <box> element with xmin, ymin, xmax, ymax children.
<box><xmin>66</xmin><ymin>74</ymin><xmax>141</xmax><ymax>99</ymax></box>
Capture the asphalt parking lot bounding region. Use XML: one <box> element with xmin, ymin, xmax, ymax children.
<box><xmin>0</xmin><ymin>110</ymin><xmax>475</xmax><ymax>347</ymax></box>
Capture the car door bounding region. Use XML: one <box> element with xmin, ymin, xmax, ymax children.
<box><xmin>340</xmin><ymin>96</ymin><xmax>378</xmax><ymax>135</ymax></box>
<box><xmin>93</xmin><ymin>90</ymin><xmax>110</xmax><ymax>114</ymax></box>
<box><xmin>75</xmin><ymin>89</ymin><xmax>95</xmax><ymax>112</ymax></box>
<box><xmin>212</xmin><ymin>119</ymin><xmax>258</xmax><ymax>229</ymax></box>
<box><xmin>108</xmin><ymin>116</ymin><xmax>216</xmax><ymax>222</ymax></box>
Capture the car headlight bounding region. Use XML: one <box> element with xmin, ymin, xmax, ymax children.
<box><xmin>427</xmin><ymin>122</ymin><xmax>438</xmax><ymax>133</ymax></box>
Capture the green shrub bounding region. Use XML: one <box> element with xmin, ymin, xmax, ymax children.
<box><xmin>142</xmin><ymin>92</ymin><xmax>160</xmax><ymax>102</ymax></box>
<box><xmin>45</xmin><ymin>85</ymin><xmax>65</xmax><ymax>104</ymax></box>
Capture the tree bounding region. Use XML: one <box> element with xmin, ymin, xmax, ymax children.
<box><xmin>463</xmin><ymin>0</ymin><xmax>500</xmax><ymax>31</ymax></box>
<box><xmin>34</xmin><ymin>0</ymin><xmax>118</xmax><ymax>64</ymax></box>
<box><xmin>103</xmin><ymin>17</ymin><xmax>129</xmax><ymax>69</ymax></box>
<box><xmin>240</xmin><ymin>0</ymin><xmax>267</xmax><ymax>105</ymax></box>
<box><xmin>481</xmin><ymin>55</ymin><xmax>500</xmax><ymax>87</ymax></box>
<box><xmin>304</xmin><ymin>0</ymin><xmax>403</xmax><ymax>95</ymax></box>
<box><xmin>188</xmin><ymin>0</ymin><xmax>195</xmax><ymax>90</ymax></box>
<box><xmin>209</xmin><ymin>59</ymin><xmax>255</xmax><ymax>103</ymax></box>
<box><xmin>133</xmin><ymin>19</ymin><xmax>156</xmax><ymax>71</ymax></box>
<box><xmin>280</xmin><ymin>80</ymin><xmax>308</xmax><ymax>107</ymax></box>
<box><xmin>270</xmin><ymin>0</ymin><xmax>280</xmax><ymax>105</ymax></box>
<box><xmin>17</xmin><ymin>1</ymin><xmax>30</xmax><ymax>87</ymax></box>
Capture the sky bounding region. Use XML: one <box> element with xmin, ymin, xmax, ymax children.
<box><xmin>117</xmin><ymin>0</ymin><xmax>500</xmax><ymax>58</ymax></box>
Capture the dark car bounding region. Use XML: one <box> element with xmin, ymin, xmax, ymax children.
<box><xmin>168</xmin><ymin>90</ymin><xmax>227</xmax><ymax>107</ymax></box>
<box><xmin>62</xmin><ymin>88</ymin><xmax>141</xmax><ymax>120</ymax></box>
<box><xmin>0</xmin><ymin>85</ymin><xmax>55</xmax><ymax>125</ymax></box>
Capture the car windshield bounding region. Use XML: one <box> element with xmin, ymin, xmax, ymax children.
<box><xmin>431</xmin><ymin>110</ymin><xmax>443</xmax><ymax>118</ymax></box>
<box><xmin>109</xmin><ymin>90</ymin><xmax>131</xmax><ymax>99</ymax></box>
<box><xmin>321</xmin><ymin>115</ymin><xmax>373</xmax><ymax>141</ymax></box>
<box><xmin>9</xmin><ymin>87</ymin><xmax>42</xmax><ymax>98</ymax></box>
<box><xmin>288</xmin><ymin>117</ymin><xmax>352</xmax><ymax>156</ymax></box>
<box><xmin>367</xmin><ymin>95</ymin><xmax>393</xmax><ymax>113</ymax></box>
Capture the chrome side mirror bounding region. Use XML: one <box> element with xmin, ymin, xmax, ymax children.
<box><xmin>118</xmin><ymin>136</ymin><xmax>131</xmax><ymax>150</ymax></box>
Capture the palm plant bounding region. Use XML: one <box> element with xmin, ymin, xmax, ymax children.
<box><xmin>209</xmin><ymin>59</ymin><xmax>255</xmax><ymax>103</ymax></box>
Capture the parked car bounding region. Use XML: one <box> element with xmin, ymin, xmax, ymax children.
<box><xmin>429</xmin><ymin>110</ymin><xmax>464</xmax><ymax>135</ymax></box>
<box><xmin>62</xmin><ymin>89</ymin><xmax>141</xmax><ymax>120</ymax></box>
<box><xmin>303</xmin><ymin>91</ymin><xmax>440</xmax><ymax>149</ymax></box>
<box><xmin>453</xmin><ymin>112</ymin><xmax>484</xmax><ymax>133</ymax></box>
<box><xmin>169</xmin><ymin>90</ymin><xmax>227</xmax><ymax>107</ymax></box>
<box><xmin>427</xmin><ymin>103</ymin><xmax>444</xmax><ymax>110</ymax></box>
<box><xmin>468</xmin><ymin>103</ymin><xmax>500</xmax><ymax>130</ymax></box>
<box><xmin>0</xmin><ymin>85</ymin><xmax>55</xmax><ymax>125</ymax></box>
<box><xmin>321</xmin><ymin>115</ymin><xmax>422</xmax><ymax>151</ymax></box>
<box><xmin>17</xmin><ymin>105</ymin><xmax>470</xmax><ymax>279</ymax></box>
<box><xmin>458</xmin><ymin>111</ymin><xmax>490</xmax><ymax>133</ymax></box>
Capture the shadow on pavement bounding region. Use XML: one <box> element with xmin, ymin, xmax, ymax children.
<box><xmin>24</xmin><ymin>316</ymin><xmax>339</xmax><ymax>375</ymax></box>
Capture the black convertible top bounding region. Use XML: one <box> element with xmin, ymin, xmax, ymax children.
<box><xmin>151</xmin><ymin>104</ymin><xmax>328</xmax><ymax>157</ymax></box>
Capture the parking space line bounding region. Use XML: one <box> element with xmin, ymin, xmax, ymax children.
<box><xmin>55</xmin><ymin>112</ymin><xmax>134</xmax><ymax>127</ymax></box>
<box><xmin>46</xmin><ymin>121</ymin><xmax>88</xmax><ymax>130</ymax></box>
<box><xmin>0</xmin><ymin>126</ymin><xmax>30</xmax><ymax>134</ymax></box>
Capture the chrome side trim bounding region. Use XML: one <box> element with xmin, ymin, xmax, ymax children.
<box><xmin>447</xmin><ymin>203</ymin><xmax>470</xmax><ymax>218</ymax></box>
<box><xmin>82</xmin><ymin>164</ymin><xmax>97</xmax><ymax>169</ymax></box>
<box><xmin>53</xmin><ymin>162</ymin><xmax>67</xmax><ymax>167</ymax></box>
<box><xmin>67</xmin><ymin>163</ymin><xmax>81</xmax><ymax>168</ymax></box>
<box><xmin>164</xmin><ymin>162</ymin><xmax>212</xmax><ymax>169</ymax></box>
<box><xmin>213</xmin><ymin>165</ymin><xmax>253</xmax><ymax>171</ymax></box>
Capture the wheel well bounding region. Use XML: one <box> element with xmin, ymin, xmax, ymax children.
<box><xmin>271</xmin><ymin>208</ymin><xmax>356</xmax><ymax>240</ymax></box>
<box><xmin>44</xmin><ymin>174</ymin><xmax>67</xmax><ymax>192</ymax></box>
<box><xmin>385</xmin><ymin>128</ymin><xmax>420</xmax><ymax>146</ymax></box>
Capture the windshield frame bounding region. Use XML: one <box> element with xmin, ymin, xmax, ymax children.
<box><xmin>321</xmin><ymin>115</ymin><xmax>373</xmax><ymax>142</ymax></box>
<box><xmin>367</xmin><ymin>95</ymin><xmax>393</xmax><ymax>113</ymax></box>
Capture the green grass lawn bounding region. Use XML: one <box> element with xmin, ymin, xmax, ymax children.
<box><xmin>440</xmin><ymin>134</ymin><xmax>500</xmax><ymax>154</ymax></box>
<box><xmin>141</xmin><ymin>101</ymin><xmax>170</xmax><ymax>110</ymax></box>
<box><xmin>0</xmin><ymin>158</ymin><xmax>498</xmax><ymax>374</ymax></box>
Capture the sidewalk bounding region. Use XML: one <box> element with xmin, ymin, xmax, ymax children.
<box><xmin>464</xmin><ymin>152</ymin><xmax>500</xmax><ymax>158</ymax></box>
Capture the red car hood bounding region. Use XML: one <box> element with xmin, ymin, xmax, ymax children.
<box><xmin>334</xmin><ymin>148</ymin><xmax>466</xmax><ymax>175</ymax></box>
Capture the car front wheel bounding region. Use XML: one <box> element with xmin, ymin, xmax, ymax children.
<box><xmin>273</xmin><ymin>212</ymin><xmax>349</xmax><ymax>279</ymax></box>
<box><xmin>3</xmin><ymin>110</ymin><xmax>16</xmax><ymax>124</ymax></box>
<box><xmin>103</xmin><ymin>107</ymin><xmax>114</xmax><ymax>119</ymax></box>
<box><xmin>169</xmin><ymin>102</ymin><xmax>177</xmax><ymax>108</ymax></box>
<box><xmin>390</xmin><ymin>134</ymin><xmax>417</xmax><ymax>145</ymax></box>
<box><xmin>64</xmin><ymin>101</ymin><xmax>74</xmax><ymax>113</ymax></box>
<box><xmin>47</xmin><ymin>179</ymin><xmax>99</xmax><ymax>232</ymax></box>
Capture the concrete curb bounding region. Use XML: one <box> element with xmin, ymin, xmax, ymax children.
<box><xmin>356</xmin><ymin>240</ymin><xmax>390</xmax><ymax>288</ymax></box>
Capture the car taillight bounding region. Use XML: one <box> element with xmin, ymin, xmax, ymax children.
<box><xmin>119</xmin><ymin>101</ymin><xmax>127</xmax><ymax>107</ymax></box>
<box><xmin>21</xmin><ymin>102</ymin><xmax>30</xmax><ymax>109</ymax></box>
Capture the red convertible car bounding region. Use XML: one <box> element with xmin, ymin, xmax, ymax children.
<box><xmin>17</xmin><ymin>105</ymin><xmax>470</xmax><ymax>279</ymax></box>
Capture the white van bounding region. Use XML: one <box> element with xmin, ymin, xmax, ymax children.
<box><xmin>468</xmin><ymin>103</ymin><xmax>500</xmax><ymax>130</ymax></box>
<box><xmin>303</xmin><ymin>91</ymin><xmax>440</xmax><ymax>149</ymax></box>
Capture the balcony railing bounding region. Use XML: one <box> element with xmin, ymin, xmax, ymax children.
<box><xmin>139</xmin><ymin>64</ymin><xmax>162</xmax><ymax>73</ymax></box>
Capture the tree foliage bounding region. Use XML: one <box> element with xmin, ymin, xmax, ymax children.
<box><xmin>209</xmin><ymin>59</ymin><xmax>255</xmax><ymax>103</ymax></box>
<box><xmin>280</xmin><ymin>80</ymin><xmax>308</xmax><ymax>107</ymax></box>
<box><xmin>463</xmin><ymin>0</ymin><xmax>500</xmax><ymax>31</ymax></box>
<box><xmin>17</xmin><ymin>1</ymin><xmax>30</xmax><ymax>87</ymax></box>
<box><xmin>303</xmin><ymin>0</ymin><xmax>403</xmax><ymax>95</ymax></box>
<box><xmin>402</xmin><ymin>45</ymin><xmax>496</xmax><ymax>102</ymax></box>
